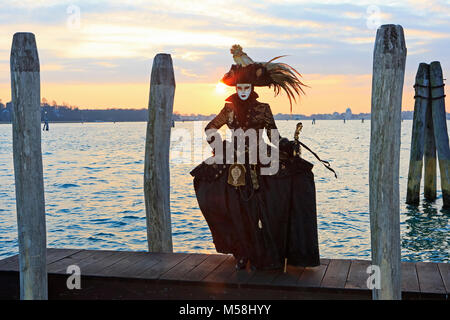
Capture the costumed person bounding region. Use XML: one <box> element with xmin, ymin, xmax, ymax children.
<box><xmin>191</xmin><ymin>45</ymin><xmax>336</xmax><ymax>270</ymax></box>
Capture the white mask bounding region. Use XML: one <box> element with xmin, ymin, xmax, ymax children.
<box><xmin>236</xmin><ymin>83</ymin><xmax>252</xmax><ymax>101</ymax></box>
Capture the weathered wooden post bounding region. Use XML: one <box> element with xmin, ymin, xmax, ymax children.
<box><xmin>406</xmin><ymin>63</ymin><xmax>429</xmax><ymax>205</ymax></box>
<box><xmin>144</xmin><ymin>54</ymin><xmax>175</xmax><ymax>252</ymax></box>
<box><xmin>10</xmin><ymin>33</ymin><xmax>47</xmax><ymax>299</ymax></box>
<box><xmin>369</xmin><ymin>24</ymin><xmax>406</xmax><ymax>300</ymax></box>
<box><xmin>424</xmin><ymin>94</ymin><xmax>437</xmax><ymax>201</ymax></box>
<box><xmin>430</xmin><ymin>61</ymin><xmax>450</xmax><ymax>208</ymax></box>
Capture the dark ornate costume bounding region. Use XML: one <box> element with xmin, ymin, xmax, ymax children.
<box><xmin>190</xmin><ymin>45</ymin><xmax>323</xmax><ymax>270</ymax></box>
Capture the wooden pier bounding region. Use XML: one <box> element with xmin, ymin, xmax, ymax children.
<box><xmin>0</xmin><ymin>248</ymin><xmax>447</xmax><ymax>300</ymax></box>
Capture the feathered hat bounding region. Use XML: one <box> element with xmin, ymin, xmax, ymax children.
<box><xmin>221</xmin><ymin>44</ymin><xmax>308</xmax><ymax>112</ymax></box>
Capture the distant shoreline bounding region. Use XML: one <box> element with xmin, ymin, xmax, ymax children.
<box><xmin>0</xmin><ymin>120</ymin><xmax>147</xmax><ymax>124</ymax></box>
<box><xmin>0</xmin><ymin>119</ymin><xmax>421</xmax><ymax>125</ymax></box>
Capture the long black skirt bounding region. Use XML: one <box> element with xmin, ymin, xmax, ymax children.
<box><xmin>191</xmin><ymin>157</ymin><xmax>320</xmax><ymax>270</ymax></box>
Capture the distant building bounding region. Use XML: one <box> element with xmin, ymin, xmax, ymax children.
<box><xmin>345</xmin><ymin>108</ymin><xmax>352</xmax><ymax>120</ymax></box>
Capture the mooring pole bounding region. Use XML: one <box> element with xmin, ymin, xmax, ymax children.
<box><xmin>424</xmin><ymin>93</ymin><xmax>437</xmax><ymax>201</ymax></box>
<box><xmin>144</xmin><ymin>54</ymin><xmax>175</xmax><ymax>252</ymax></box>
<box><xmin>406</xmin><ymin>63</ymin><xmax>429</xmax><ymax>205</ymax></box>
<box><xmin>10</xmin><ymin>33</ymin><xmax>47</xmax><ymax>300</ymax></box>
<box><xmin>369</xmin><ymin>24</ymin><xmax>406</xmax><ymax>300</ymax></box>
<box><xmin>429</xmin><ymin>61</ymin><xmax>450</xmax><ymax>208</ymax></box>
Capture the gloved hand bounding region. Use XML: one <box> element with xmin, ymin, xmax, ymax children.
<box><xmin>279</xmin><ymin>138</ymin><xmax>300</xmax><ymax>156</ymax></box>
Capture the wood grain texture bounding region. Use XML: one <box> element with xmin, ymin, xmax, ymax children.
<box><xmin>10</xmin><ymin>32</ymin><xmax>47</xmax><ymax>300</ymax></box>
<box><xmin>369</xmin><ymin>24</ymin><xmax>406</xmax><ymax>300</ymax></box>
<box><xmin>203</xmin><ymin>255</ymin><xmax>237</xmax><ymax>283</ymax></box>
<box><xmin>137</xmin><ymin>252</ymin><xmax>189</xmax><ymax>279</ymax></box>
<box><xmin>344</xmin><ymin>260</ymin><xmax>372</xmax><ymax>290</ymax></box>
<box><xmin>429</xmin><ymin>61</ymin><xmax>450</xmax><ymax>208</ymax></box>
<box><xmin>183</xmin><ymin>254</ymin><xmax>229</xmax><ymax>282</ymax></box>
<box><xmin>321</xmin><ymin>259</ymin><xmax>351</xmax><ymax>289</ymax></box>
<box><xmin>144</xmin><ymin>53</ymin><xmax>175</xmax><ymax>252</ymax></box>
<box><xmin>297</xmin><ymin>261</ymin><xmax>329</xmax><ymax>288</ymax></box>
<box><xmin>416</xmin><ymin>261</ymin><xmax>446</xmax><ymax>295</ymax></box>
<box><xmin>47</xmin><ymin>250</ymin><xmax>110</xmax><ymax>273</ymax></box>
<box><xmin>0</xmin><ymin>255</ymin><xmax>19</xmax><ymax>271</ymax></box>
<box><xmin>98</xmin><ymin>251</ymin><xmax>157</xmax><ymax>277</ymax></box>
<box><xmin>406</xmin><ymin>63</ymin><xmax>429</xmax><ymax>205</ymax></box>
<box><xmin>159</xmin><ymin>253</ymin><xmax>209</xmax><ymax>281</ymax></box>
<box><xmin>10</xmin><ymin>32</ymin><xmax>40</xmax><ymax>72</ymax></box>
<box><xmin>424</xmin><ymin>94</ymin><xmax>437</xmax><ymax>200</ymax></box>
<box><xmin>437</xmin><ymin>263</ymin><xmax>449</xmax><ymax>293</ymax></box>
<box><xmin>246</xmin><ymin>269</ymin><xmax>281</xmax><ymax>286</ymax></box>
<box><xmin>401</xmin><ymin>261</ymin><xmax>420</xmax><ymax>293</ymax></box>
<box><xmin>0</xmin><ymin>251</ymin><xmax>447</xmax><ymax>299</ymax></box>
<box><xmin>113</xmin><ymin>253</ymin><xmax>165</xmax><ymax>278</ymax></box>
<box><xmin>0</xmin><ymin>249</ymin><xmax>81</xmax><ymax>272</ymax></box>
<box><xmin>45</xmin><ymin>249</ymin><xmax>82</xmax><ymax>263</ymax></box>
<box><xmin>270</xmin><ymin>265</ymin><xmax>305</xmax><ymax>287</ymax></box>
<box><xmin>80</xmin><ymin>251</ymin><xmax>134</xmax><ymax>276</ymax></box>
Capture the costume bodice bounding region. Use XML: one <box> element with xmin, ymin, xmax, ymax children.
<box><xmin>205</xmin><ymin>93</ymin><xmax>280</xmax><ymax>143</ymax></box>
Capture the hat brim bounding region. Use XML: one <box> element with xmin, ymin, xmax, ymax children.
<box><xmin>221</xmin><ymin>63</ymin><xmax>272</xmax><ymax>87</ymax></box>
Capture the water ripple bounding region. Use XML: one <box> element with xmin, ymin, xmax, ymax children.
<box><xmin>0</xmin><ymin>121</ymin><xmax>448</xmax><ymax>262</ymax></box>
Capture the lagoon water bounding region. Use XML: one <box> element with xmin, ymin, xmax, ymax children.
<box><xmin>0</xmin><ymin>120</ymin><xmax>448</xmax><ymax>262</ymax></box>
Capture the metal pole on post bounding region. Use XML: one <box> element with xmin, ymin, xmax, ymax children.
<box><xmin>429</xmin><ymin>61</ymin><xmax>450</xmax><ymax>209</ymax></box>
<box><xmin>406</xmin><ymin>63</ymin><xmax>429</xmax><ymax>205</ymax></box>
<box><xmin>10</xmin><ymin>32</ymin><xmax>47</xmax><ymax>300</ymax></box>
<box><xmin>369</xmin><ymin>24</ymin><xmax>406</xmax><ymax>300</ymax></box>
<box><xmin>144</xmin><ymin>54</ymin><xmax>175</xmax><ymax>252</ymax></box>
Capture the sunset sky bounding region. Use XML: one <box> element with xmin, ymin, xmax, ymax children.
<box><xmin>0</xmin><ymin>0</ymin><xmax>449</xmax><ymax>115</ymax></box>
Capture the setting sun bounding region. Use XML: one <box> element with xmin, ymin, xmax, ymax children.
<box><xmin>215</xmin><ymin>82</ymin><xmax>227</xmax><ymax>95</ymax></box>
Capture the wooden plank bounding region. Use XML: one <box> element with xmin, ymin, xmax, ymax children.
<box><xmin>114</xmin><ymin>253</ymin><xmax>165</xmax><ymax>278</ymax></box>
<box><xmin>0</xmin><ymin>255</ymin><xmax>19</xmax><ymax>271</ymax></box>
<box><xmin>297</xmin><ymin>261</ymin><xmax>329</xmax><ymax>288</ymax></box>
<box><xmin>321</xmin><ymin>259</ymin><xmax>351</xmax><ymax>289</ymax></box>
<box><xmin>437</xmin><ymin>263</ymin><xmax>449</xmax><ymax>293</ymax></box>
<box><xmin>159</xmin><ymin>253</ymin><xmax>209</xmax><ymax>281</ymax></box>
<box><xmin>0</xmin><ymin>255</ymin><xmax>17</xmax><ymax>268</ymax></box>
<box><xmin>183</xmin><ymin>254</ymin><xmax>229</xmax><ymax>282</ymax></box>
<box><xmin>47</xmin><ymin>250</ymin><xmax>95</xmax><ymax>273</ymax></box>
<box><xmin>97</xmin><ymin>251</ymin><xmax>156</xmax><ymax>277</ymax></box>
<box><xmin>246</xmin><ymin>269</ymin><xmax>281</xmax><ymax>286</ymax></box>
<box><xmin>320</xmin><ymin>259</ymin><xmax>330</xmax><ymax>266</ymax></box>
<box><xmin>345</xmin><ymin>260</ymin><xmax>372</xmax><ymax>290</ymax></box>
<box><xmin>226</xmin><ymin>267</ymin><xmax>255</xmax><ymax>285</ymax></box>
<box><xmin>0</xmin><ymin>249</ymin><xmax>81</xmax><ymax>272</ymax></box>
<box><xmin>1</xmin><ymin>250</ymin><xmax>448</xmax><ymax>300</ymax></box>
<box><xmin>401</xmin><ymin>261</ymin><xmax>420</xmax><ymax>293</ymax></box>
<box><xmin>416</xmin><ymin>261</ymin><xmax>446</xmax><ymax>294</ymax></box>
<box><xmin>47</xmin><ymin>250</ymin><xmax>114</xmax><ymax>274</ymax></box>
<box><xmin>46</xmin><ymin>248</ymin><xmax>83</xmax><ymax>265</ymax></box>
<box><xmin>137</xmin><ymin>252</ymin><xmax>189</xmax><ymax>279</ymax></box>
<box><xmin>203</xmin><ymin>256</ymin><xmax>238</xmax><ymax>284</ymax></box>
<box><xmin>271</xmin><ymin>265</ymin><xmax>305</xmax><ymax>287</ymax></box>
<box><xmin>80</xmin><ymin>251</ymin><xmax>134</xmax><ymax>276</ymax></box>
